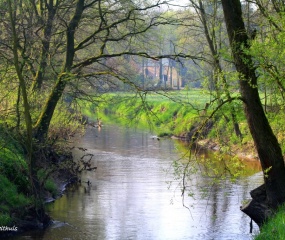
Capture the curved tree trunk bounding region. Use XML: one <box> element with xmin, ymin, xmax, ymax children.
<box><xmin>221</xmin><ymin>0</ymin><xmax>285</xmax><ymax>225</ymax></box>
<box><xmin>34</xmin><ymin>0</ymin><xmax>85</xmax><ymax>142</ymax></box>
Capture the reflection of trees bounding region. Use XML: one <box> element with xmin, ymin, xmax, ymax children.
<box><xmin>172</xmin><ymin>139</ymin><xmax>263</xmax><ymax>233</ymax></box>
<box><xmin>46</xmin><ymin>125</ymin><xmax>264</xmax><ymax>238</ymax></box>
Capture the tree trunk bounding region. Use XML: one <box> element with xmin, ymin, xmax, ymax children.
<box><xmin>159</xmin><ymin>58</ymin><xmax>163</xmax><ymax>87</ymax></box>
<box><xmin>198</xmin><ymin>0</ymin><xmax>242</xmax><ymax>139</ymax></box>
<box><xmin>32</xmin><ymin>1</ymin><xmax>57</xmax><ymax>91</ymax></box>
<box><xmin>34</xmin><ymin>76</ymin><xmax>67</xmax><ymax>142</ymax></box>
<box><xmin>34</xmin><ymin>0</ymin><xmax>85</xmax><ymax>142</ymax></box>
<box><xmin>221</xmin><ymin>0</ymin><xmax>285</xmax><ymax>225</ymax></box>
<box><xmin>8</xmin><ymin>0</ymin><xmax>42</xmax><ymax>205</ymax></box>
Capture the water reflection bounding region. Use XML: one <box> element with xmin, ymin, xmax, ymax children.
<box><xmin>11</xmin><ymin>124</ymin><xmax>263</xmax><ymax>240</ymax></box>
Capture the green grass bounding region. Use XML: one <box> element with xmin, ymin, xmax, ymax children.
<box><xmin>0</xmin><ymin>175</ymin><xmax>31</xmax><ymax>210</ymax></box>
<box><xmin>0</xmin><ymin>125</ymin><xmax>32</xmax><ymax>226</ymax></box>
<box><xmin>80</xmin><ymin>89</ymin><xmax>285</xmax><ymax>154</ymax></box>
<box><xmin>255</xmin><ymin>205</ymin><xmax>285</xmax><ymax>240</ymax></box>
<box><xmin>81</xmin><ymin>89</ymin><xmax>214</xmax><ymax>135</ymax></box>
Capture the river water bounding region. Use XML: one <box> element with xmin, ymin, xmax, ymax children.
<box><xmin>12</xmin><ymin>124</ymin><xmax>263</xmax><ymax>240</ymax></box>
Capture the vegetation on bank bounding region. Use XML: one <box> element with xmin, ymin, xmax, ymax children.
<box><xmin>82</xmin><ymin>89</ymin><xmax>216</xmax><ymax>134</ymax></box>
<box><xmin>255</xmin><ymin>205</ymin><xmax>285</xmax><ymax>240</ymax></box>
<box><xmin>82</xmin><ymin>89</ymin><xmax>285</xmax><ymax>156</ymax></box>
<box><xmin>0</xmin><ymin>127</ymin><xmax>30</xmax><ymax>226</ymax></box>
<box><xmin>1</xmin><ymin>0</ymin><xmax>285</xmax><ymax>237</ymax></box>
<box><xmin>0</xmin><ymin>103</ymin><xmax>83</xmax><ymax>230</ymax></box>
<box><xmin>81</xmin><ymin>89</ymin><xmax>275</xmax><ymax>154</ymax></box>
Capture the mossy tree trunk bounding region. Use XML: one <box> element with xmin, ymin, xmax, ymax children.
<box><xmin>34</xmin><ymin>0</ymin><xmax>85</xmax><ymax>142</ymax></box>
<box><xmin>221</xmin><ymin>0</ymin><xmax>285</xmax><ymax>225</ymax></box>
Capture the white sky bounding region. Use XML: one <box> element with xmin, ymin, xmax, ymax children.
<box><xmin>165</xmin><ymin>0</ymin><xmax>190</xmax><ymax>10</ymax></box>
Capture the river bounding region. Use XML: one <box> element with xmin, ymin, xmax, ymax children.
<box><xmin>11</xmin><ymin>124</ymin><xmax>263</xmax><ymax>240</ymax></box>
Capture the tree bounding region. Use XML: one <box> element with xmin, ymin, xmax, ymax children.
<box><xmin>221</xmin><ymin>0</ymin><xmax>285</xmax><ymax>226</ymax></box>
<box><xmin>31</xmin><ymin>0</ymin><xmax>59</xmax><ymax>91</ymax></box>
<box><xmin>253</xmin><ymin>0</ymin><xmax>285</xmax><ymax>31</ymax></box>
<box><xmin>248</xmin><ymin>1</ymin><xmax>285</xmax><ymax>110</ymax></box>
<box><xmin>2</xmin><ymin>0</ymin><xmax>210</xmax><ymax>205</ymax></box>
<box><xmin>33</xmin><ymin>0</ymin><xmax>183</xmax><ymax>142</ymax></box>
<box><xmin>1</xmin><ymin>0</ymin><xmax>176</xmax><ymax>141</ymax></box>
<box><xmin>7</xmin><ymin>0</ymin><xmax>39</xmax><ymax>201</ymax></box>
<box><xmin>0</xmin><ymin>0</ymin><xmax>184</xmax><ymax>224</ymax></box>
<box><xmin>188</xmin><ymin>0</ymin><xmax>242</xmax><ymax>138</ymax></box>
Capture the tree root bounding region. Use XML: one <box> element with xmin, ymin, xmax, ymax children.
<box><xmin>240</xmin><ymin>184</ymin><xmax>273</xmax><ymax>227</ymax></box>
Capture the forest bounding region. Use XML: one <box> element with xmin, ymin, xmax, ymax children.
<box><xmin>1</xmin><ymin>0</ymin><xmax>285</xmax><ymax>238</ymax></box>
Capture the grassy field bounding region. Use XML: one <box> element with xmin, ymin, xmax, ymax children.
<box><xmin>82</xmin><ymin>89</ymin><xmax>220</xmax><ymax>135</ymax></box>
<box><xmin>81</xmin><ymin>89</ymin><xmax>285</xmax><ymax>153</ymax></box>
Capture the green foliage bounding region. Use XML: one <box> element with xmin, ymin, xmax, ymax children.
<box><xmin>44</xmin><ymin>179</ymin><xmax>58</xmax><ymax>197</ymax></box>
<box><xmin>0</xmin><ymin>213</ymin><xmax>12</xmax><ymax>226</ymax></box>
<box><xmin>0</xmin><ymin>175</ymin><xmax>30</xmax><ymax>207</ymax></box>
<box><xmin>0</xmin><ymin>127</ymin><xmax>31</xmax><ymax>226</ymax></box>
<box><xmin>267</xmin><ymin>110</ymin><xmax>285</xmax><ymax>153</ymax></box>
<box><xmin>0</xmin><ymin>174</ymin><xmax>31</xmax><ymax>225</ymax></box>
<box><xmin>0</xmin><ymin>125</ymin><xmax>29</xmax><ymax>193</ymax></box>
<box><xmin>0</xmin><ymin>148</ymin><xmax>29</xmax><ymax>192</ymax></box>
<box><xmin>264</xmin><ymin>166</ymin><xmax>272</xmax><ymax>179</ymax></box>
<box><xmin>37</xmin><ymin>169</ymin><xmax>58</xmax><ymax>197</ymax></box>
<box><xmin>82</xmin><ymin>89</ymin><xmax>212</xmax><ymax>136</ymax></box>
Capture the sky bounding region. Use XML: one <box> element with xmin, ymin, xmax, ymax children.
<box><xmin>164</xmin><ymin>0</ymin><xmax>190</xmax><ymax>10</ymax></box>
